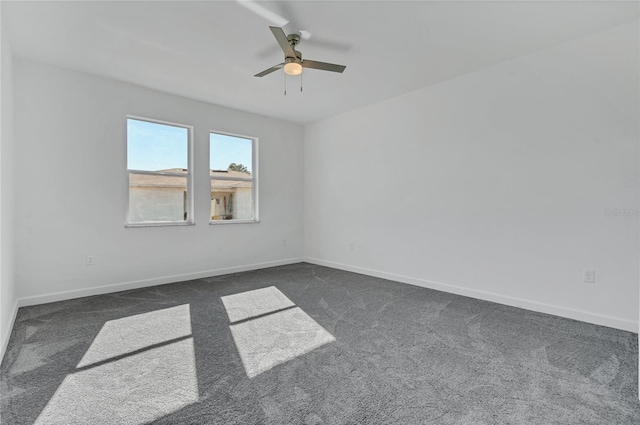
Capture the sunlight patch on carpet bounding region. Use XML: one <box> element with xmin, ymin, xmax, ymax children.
<box><xmin>223</xmin><ymin>287</ymin><xmax>336</xmax><ymax>378</ymax></box>
<box><xmin>221</xmin><ymin>286</ymin><xmax>295</xmax><ymax>323</ymax></box>
<box><xmin>77</xmin><ymin>304</ymin><xmax>192</xmax><ymax>368</ymax></box>
<box><xmin>34</xmin><ymin>337</ymin><xmax>198</xmax><ymax>425</ymax></box>
<box><xmin>34</xmin><ymin>304</ymin><xmax>198</xmax><ymax>425</ymax></box>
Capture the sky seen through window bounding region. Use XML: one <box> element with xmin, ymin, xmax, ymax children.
<box><xmin>127</xmin><ymin>119</ymin><xmax>252</xmax><ymax>173</ymax></box>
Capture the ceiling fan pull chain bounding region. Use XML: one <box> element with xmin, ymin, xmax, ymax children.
<box><xmin>300</xmin><ymin>72</ymin><xmax>303</xmax><ymax>92</ymax></box>
<box><xmin>284</xmin><ymin>72</ymin><xmax>287</xmax><ymax>96</ymax></box>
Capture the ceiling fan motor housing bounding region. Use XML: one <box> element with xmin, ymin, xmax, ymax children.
<box><xmin>286</xmin><ymin>34</ymin><xmax>302</xmax><ymax>61</ymax></box>
<box><xmin>286</xmin><ymin>34</ymin><xmax>301</xmax><ymax>46</ymax></box>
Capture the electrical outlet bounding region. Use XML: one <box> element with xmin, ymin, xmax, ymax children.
<box><xmin>86</xmin><ymin>256</ymin><xmax>95</xmax><ymax>265</ymax></box>
<box><xmin>584</xmin><ymin>270</ymin><xmax>595</xmax><ymax>283</ymax></box>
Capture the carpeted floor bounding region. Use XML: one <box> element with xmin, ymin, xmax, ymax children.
<box><xmin>1</xmin><ymin>263</ymin><xmax>639</xmax><ymax>424</ymax></box>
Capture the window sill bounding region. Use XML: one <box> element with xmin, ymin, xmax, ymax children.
<box><xmin>125</xmin><ymin>222</ymin><xmax>195</xmax><ymax>228</ymax></box>
<box><xmin>209</xmin><ymin>219</ymin><xmax>260</xmax><ymax>225</ymax></box>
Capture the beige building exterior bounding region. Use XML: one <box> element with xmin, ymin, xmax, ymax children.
<box><xmin>129</xmin><ymin>169</ymin><xmax>253</xmax><ymax>222</ymax></box>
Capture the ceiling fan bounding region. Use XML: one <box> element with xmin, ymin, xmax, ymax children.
<box><xmin>254</xmin><ymin>26</ymin><xmax>346</xmax><ymax>78</ymax></box>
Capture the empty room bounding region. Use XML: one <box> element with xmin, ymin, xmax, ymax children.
<box><xmin>1</xmin><ymin>0</ymin><xmax>639</xmax><ymax>424</ymax></box>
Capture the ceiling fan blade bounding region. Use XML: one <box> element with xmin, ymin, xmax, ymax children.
<box><xmin>299</xmin><ymin>30</ymin><xmax>312</xmax><ymax>40</ymax></box>
<box><xmin>270</xmin><ymin>26</ymin><xmax>297</xmax><ymax>58</ymax></box>
<box><xmin>258</xmin><ymin>37</ymin><xmax>351</xmax><ymax>59</ymax></box>
<box><xmin>276</xmin><ymin>2</ymin><xmax>307</xmax><ymax>38</ymax></box>
<box><xmin>302</xmin><ymin>60</ymin><xmax>346</xmax><ymax>73</ymax></box>
<box><xmin>236</xmin><ymin>1</ymin><xmax>289</xmax><ymax>27</ymax></box>
<box><xmin>254</xmin><ymin>63</ymin><xmax>284</xmax><ymax>77</ymax></box>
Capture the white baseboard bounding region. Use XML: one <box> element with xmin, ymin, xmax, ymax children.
<box><xmin>1</xmin><ymin>299</ymin><xmax>19</xmax><ymax>361</ymax></box>
<box><xmin>304</xmin><ymin>257</ymin><xmax>638</xmax><ymax>333</ymax></box>
<box><xmin>17</xmin><ymin>257</ymin><xmax>304</xmax><ymax>309</ymax></box>
<box><xmin>7</xmin><ymin>255</ymin><xmax>636</xmax><ymax>356</ymax></box>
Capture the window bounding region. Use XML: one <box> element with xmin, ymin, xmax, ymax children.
<box><xmin>210</xmin><ymin>132</ymin><xmax>257</xmax><ymax>223</ymax></box>
<box><xmin>127</xmin><ymin>117</ymin><xmax>193</xmax><ymax>226</ymax></box>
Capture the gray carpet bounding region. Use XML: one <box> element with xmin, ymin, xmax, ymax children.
<box><xmin>1</xmin><ymin>263</ymin><xmax>639</xmax><ymax>424</ymax></box>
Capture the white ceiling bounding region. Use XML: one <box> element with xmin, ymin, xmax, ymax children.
<box><xmin>4</xmin><ymin>1</ymin><xmax>639</xmax><ymax>124</ymax></box>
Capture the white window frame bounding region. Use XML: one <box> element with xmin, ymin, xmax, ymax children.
<box><xmin>209</xmin><ymin>130</ymin><xmax>259</xmax><ymax>225</ymax></box>
<box><xmin>126</xmin><ymin>115</ymin><xmax>194</xmax><ymax>228</ymax></box>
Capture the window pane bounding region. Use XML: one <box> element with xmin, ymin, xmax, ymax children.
<box><xmin>128</xmin><ymin>119</ymin><xmax>188</xmax><ymax>172</ymax></box>
<box><xmin>210</xmin><ymin>133</ymin><xmax>252</xmax><ymax>174</ymax></box>
<box><xmin>129</xmin><ymin>174</ymin><xmax>188</xmax><ymax>223</ymax></box>
<box><xmin>210</xmin><ymin>132</ymin><xmax>255</xmax><ymax>222</ymax></box>
<box><xmin>211</xmin><ymin>179</ymin><xmax>253</xmax><ymax>221</ymax></box>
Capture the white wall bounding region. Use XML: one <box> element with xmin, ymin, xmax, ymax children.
<box><xmin>304</xmin><ymin>21</ymin><xmax>640</xmax><ymax>331</ymax></box>
<box><xmin>13</xmin><ymin>58</ymin><xmax>304</xmax><ymax>303</ymax></box>
<box><xmin>1</xmin><ymin>7</ymin><xmax>18</xmax><ymax>358</ymax></box>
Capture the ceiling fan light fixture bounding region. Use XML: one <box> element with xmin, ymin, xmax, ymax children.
<box><xmin>284</xmin><ymin>61</ymin><xmax>302</xmax><ymax>76</ymax></box>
